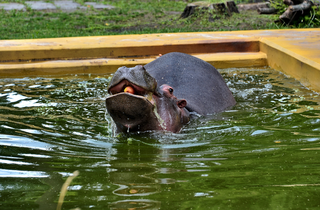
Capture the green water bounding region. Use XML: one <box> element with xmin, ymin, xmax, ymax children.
<box><xmin>0</xmin><ymin>68</ymin><xmax>320</xmax><ymax>210</ymax></box>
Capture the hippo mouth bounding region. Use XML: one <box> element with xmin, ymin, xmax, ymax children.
<box><xmin>108</xmin><ymin>79</ymin><xmax>155</xmax><ymax>102</ymax></box>
<box><xmin>105</xmin><ymin>80</ymin><xmax>161</xmax><ymax>132</ymax></box>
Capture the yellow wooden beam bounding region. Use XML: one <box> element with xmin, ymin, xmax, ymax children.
<box><xmin>0</xmin><ymin>37</ymin><xmax>259</xmax><ymax>62</ymax></box>
<box><xmin>260</xmin><ymin>37</ymin><xmax>320</xmax><ymax>92</ymax></box>
<box><xmin>0</xmin><ymin>52</ymin><xmax>267</xmax><ymax>77</ymax></box>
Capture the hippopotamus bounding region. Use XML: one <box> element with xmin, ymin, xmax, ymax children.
<box><xmin>105</xmin><ymin>52</ymin><xmax>236</xmax><ymax>133</ymax></box>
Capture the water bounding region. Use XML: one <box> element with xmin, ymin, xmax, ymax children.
<box><xmin>0</xmin><ymin>68</ymin><xmax>319</xmax><ymax>210</ymax></box>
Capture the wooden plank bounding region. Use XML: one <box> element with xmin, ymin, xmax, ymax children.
<box><xmin>0</xmin><ymin>52</ymin><xmax>267</xmax><ymax>77</ymax></box>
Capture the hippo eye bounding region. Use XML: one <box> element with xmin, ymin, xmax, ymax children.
<box><xmin>169</xmin><ymin>88</ymin><xmax>173</xmax><ymax>94</ymax></box>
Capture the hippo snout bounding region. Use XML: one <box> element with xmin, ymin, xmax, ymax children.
<box><xmin>108</xmin><ymin>65</ymin><xmax>157</xmax><ymax>95</ymax></box>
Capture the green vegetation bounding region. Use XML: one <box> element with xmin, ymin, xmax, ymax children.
<box><xmin>0</xmin><ymin>0</ymin><xmax>316</xmax><ymax>40</ymax></box>
<box><xmin>270</xmin><ymin>0</ymin><xmax>320</xmax><ymax>27</ymax></box>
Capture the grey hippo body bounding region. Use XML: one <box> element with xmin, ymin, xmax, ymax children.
<box><xmin>105</xmin><ymin>52</ymin><xmax>236</xmax><ymax>133</ymax></box>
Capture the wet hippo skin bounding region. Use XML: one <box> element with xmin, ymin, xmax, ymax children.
<box><xmin>145</xmin><ymin>52</ymin><xmax>236</xmax><ymax>115</ymax></box>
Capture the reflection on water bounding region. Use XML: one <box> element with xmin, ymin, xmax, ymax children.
<box><xmin>0</xmin><ymin>68</ymin><xmax>320</xmax><ymax>209</ymax></box>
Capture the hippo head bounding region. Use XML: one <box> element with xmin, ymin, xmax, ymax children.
<box><xmin>106</xmin><ymin>65</ymin><xmax>190</xmax><ymax>133</ymax></box>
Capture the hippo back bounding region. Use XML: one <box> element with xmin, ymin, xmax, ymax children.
<box><xmin>144</xmin><ymin>52</ymin><xmax>236</xmax><ymax>115</ymax></box>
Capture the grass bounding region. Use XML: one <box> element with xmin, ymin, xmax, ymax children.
<box><xmin>0</xmin><ymin>0</ymin><xmax>311</xmax><ymax>40</ymax></box>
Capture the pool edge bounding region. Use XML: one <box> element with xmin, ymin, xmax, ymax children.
<box><xmin>0</xmin><ymin>29</ymin><xmax>319</xmax><ymax>93</ymax></box>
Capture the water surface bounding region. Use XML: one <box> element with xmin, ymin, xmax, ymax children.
<box><xmin>0</xmin><ymin>68</ymin><xmax>320</xmax><ymax>210</ymax></box>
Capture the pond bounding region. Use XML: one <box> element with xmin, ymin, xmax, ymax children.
<box><xmin>0</xmin><ymin>67</ymin><xmax>320</xmax><ymax>210</ymax></box>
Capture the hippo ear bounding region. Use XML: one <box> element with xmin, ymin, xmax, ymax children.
<box><xmin>177</xmin><ymin>99</ymin><xmax>187</xmax><ymax>108</ymax></box>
